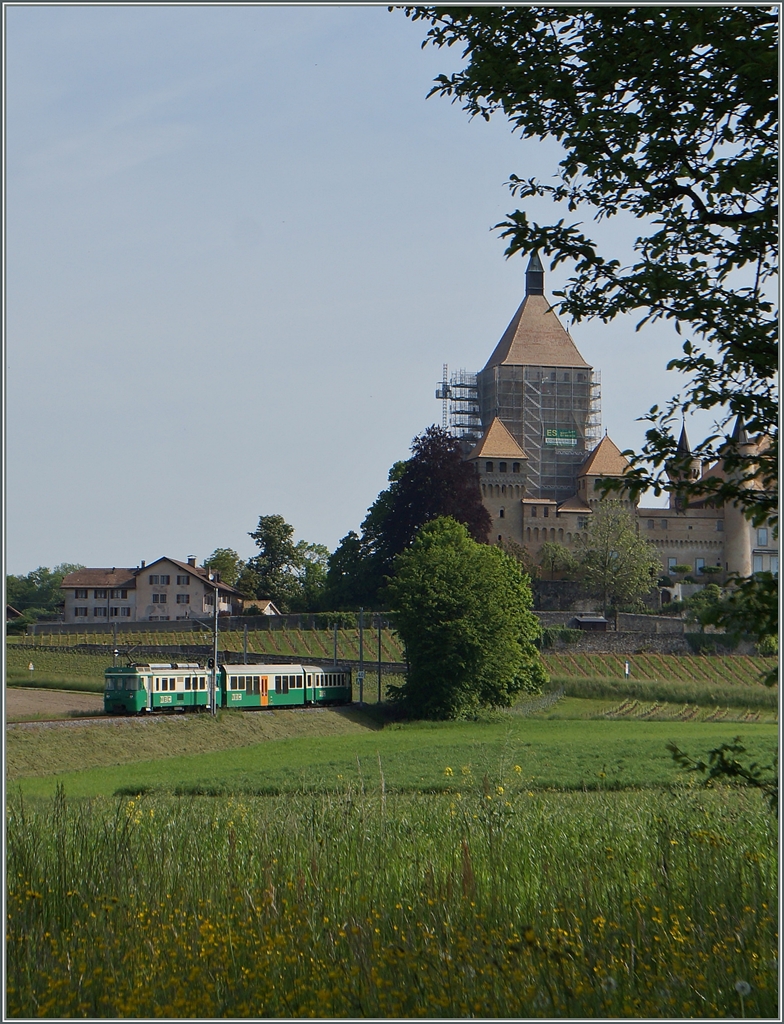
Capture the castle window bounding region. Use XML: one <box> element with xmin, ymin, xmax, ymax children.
<box><xmin>716</xmin><ymin>520</ymin><xmax>724</xmax><ymax>531</ymax></box>
<box><xmin>758</xmin><ymin>528</ymin><xmax>768</xmax><ymax>547</ymax></box>
<box><xmin>499</xmin><ymin>508</ymin><xmax>505</xmax><ymax>519</ymax></box>
<box><xmin>660</xmin><ymin>520</ymin><xmax>668</xmax><ymax>529</ymax></box>
<box><xmin>499</xmin><ymin>462</ymin><xmax>507</xmax><ymax>473</ymax></box>
<box><xmin>577</xmin><ymin>517</ymin><xmax>589</xmax><ymax>530</ymax></box>
<box><xmin>647</xmin><ymin>520</ymin><xmax>654</xmax><ymax>529</ymax></box>
<box><xmin>668</xmin><ymin>557</ymin><xmax>678</xmax><ymax>572</ymax></box>
<box><xmin>695</xmin><ymin>558</ymin><xmax>705</xmax><ymax>574</ymax></box>
<box><xmin>530</xmin><ymin>507</ymin><xmax>537</xmax><ymax>517</ymax></box>
<box><xmin>543</xmin><ymin>507</ymin><xmax>549</xmax><ymax>518</ymax></box>
<box><xmin>771</xmin><ymin>557</ymin><xmax>778</xmax><ymax>576</ymax></box>
<box><xmin>513</xmin><ymin>462</ymin><xmax>520</xmax><ymax>473</ymax></box>
<box><xmin>753</xmin><ymin>555</ymin><xmax>764</xmax><ymax>574</ymax></box>
<box><xmin>486</xmin><ymin>462</ymin><xmax>493</xmax><ymax>473</ymax></box>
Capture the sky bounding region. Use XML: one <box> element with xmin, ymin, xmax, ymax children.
<box><xmin>5</xmin><ymin>3</ymin><xmax>711</xmax><ymax>576</ymax></box>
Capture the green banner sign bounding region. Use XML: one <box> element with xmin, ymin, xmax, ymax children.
<box><xmin>545</xmin><ymin>429</ymin><xmax>578</xmax><ymax>447</ymax></box>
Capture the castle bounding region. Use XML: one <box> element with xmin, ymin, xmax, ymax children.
<box><xmin>440</xmin><ymin>256</ymin><xmax>777</xmax><ymax>581</ymax></box>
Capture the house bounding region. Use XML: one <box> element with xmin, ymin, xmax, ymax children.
<box><xmin>60</xmin><ymin>556</ymin><xmax>244</xmax><ymax>624</ymax></box>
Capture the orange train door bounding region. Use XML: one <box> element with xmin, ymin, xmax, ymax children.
<box><xmin>261</xmin><ymin>676</ymin><xmax>269</xmax><ymax>706</ymax></box>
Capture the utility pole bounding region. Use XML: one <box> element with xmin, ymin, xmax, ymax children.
<box><xmin>243</xmin><ymin>623</ymin><xmax>248</xmax><ymax>665</ymax></box>
<box><xmin>377</xmin><ymin>614</ymin><xmax>382</xmax><ymax>703</ymax></box>
<box><xmin>358</xmin><ymin>607</ymin><xmax>364</xmax><ymax>704</ymax></box>
<box><xmin>207</xmin><ymin>576</ymin><xmax>219</xmax><ymax>716</ymax></box>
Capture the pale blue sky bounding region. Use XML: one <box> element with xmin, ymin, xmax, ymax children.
<box><xmin>6</xmin><ymin>3</ymin><xmax>701</xmax><ymax>575</ymax></box>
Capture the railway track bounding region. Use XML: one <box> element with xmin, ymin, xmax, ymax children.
<box><xmin>6</xmin><ymin>702</ymin><xmax>363</xmax><ymax>730</ymax></box>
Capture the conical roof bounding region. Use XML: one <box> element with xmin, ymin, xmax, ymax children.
<box><xmin>676</xmin><ymin>421</ymin><xmax>692</xmax><ymax>454</ymax></box>
<box><xmin>578</xmin><ymin>435</ymin><xmax>630</xmax><ymax>478</ymax></box>
<box><xmin>482</xmin><ymin>294</ymin><xmax>591</xmax><ymax>371</ymax></box>
<box><xmin>467</xmin><ymin>417</ymin><xmax>528</xmax><ymax>461</ymax></box>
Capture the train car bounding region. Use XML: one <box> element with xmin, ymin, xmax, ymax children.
<box><xmin>104</xmin><ymin>663</ymin><xmax>215</xmax><ymax>714</ymax></box>
<box><xmin>220</xmin><ymin>664</ymin><xmax>352</xmax><ymax>709</ymax></box>
<box><xmin>105</xmin><ymin>662</ymin><xmax>351</xmax><ymax>714</ymax></box>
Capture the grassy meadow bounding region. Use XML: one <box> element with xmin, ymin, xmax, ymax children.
<box><xmin>6</xmin><ymin>643</ymin><xmax>779</xmax><ymax>1017</ymax></box>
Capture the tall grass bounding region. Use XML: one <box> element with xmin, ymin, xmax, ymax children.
<box><xmin>552</xmin><ymin>675</ymin><xmax>779</xmax><ymax>709</ymax></box>
<box><xmin>7</xmin><ymin>784</ymin><xmax>777</xmax><ymax>1018</ymax></box>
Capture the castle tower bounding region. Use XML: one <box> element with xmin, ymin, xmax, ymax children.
<box><xmin>466</xmin><ymin>417</ymin><xmax>529</xmax><ymax>545</ymax></box>
<box><xmin>666</xmin><ymin>422</ymin><xmax>703</xmax><ymax>511</ymax></box>
<box><xmin>722</xmin><ymin>415</ymin><xmax>757</xmax><ymax>577</ymax></box>
<box><xmin>476</xmin><ymin>255</ymin><xmax>600</xmax><ymax>503</ymax></box>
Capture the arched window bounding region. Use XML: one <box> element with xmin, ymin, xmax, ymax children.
<box><xmin>499</xmin><ymin>462</ymin><xmax>507</xmax><ymax>473</ymax></box>
<box><xmin>513</xmin><ymin>462</ymin><xmax>521</xmax><ymax>473</ymax></box>
<box><xmin>499</xmin><ymin>508</ymin><xmax>505</xmax><ymax>519</ymax></box>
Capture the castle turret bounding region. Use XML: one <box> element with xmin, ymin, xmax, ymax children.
<box><xmin>722</xmin><ymin>415</ymin><xmax>757</xmax><ymax>576</ymax></box>
<box><xmin>666</xmin><ymin>422</ymin><xmax>703</xmax><ymax>510</ymax></box>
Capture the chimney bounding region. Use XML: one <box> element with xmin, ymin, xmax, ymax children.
<box><xmin>140</xmin><ymin>560</ymin><xmax>146</xmax><ymax>569</ymax></box>
<box><xmin>187</xmin><ymin>555</ymin><xmax>196</xmax><ymax>567</ymax></box>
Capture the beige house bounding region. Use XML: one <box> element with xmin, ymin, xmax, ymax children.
<box><xmin>452</xmin><ymin>256</ymin><xmax>777</xmax><ymax>581</ymax></box>
<box><xmin>61</xmin><ymin>556</ymin><xmax>244</xmax><ymax>624</ymax></box>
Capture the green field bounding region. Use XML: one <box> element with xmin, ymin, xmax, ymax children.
<box><xmin>8</xmin><ymin>701</ymin><xmax>778</xmax><ymax>801</ymax></box>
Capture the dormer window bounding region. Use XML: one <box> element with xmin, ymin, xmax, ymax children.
<box><xmin>485</xmin><ymin>461</ymin><xmax>493</xmax><ymax>473</ymax></box>
<box><xmin>499</xmin><ymin>462</ymin><xmax>507</xmax><ymax>473</ymax></box>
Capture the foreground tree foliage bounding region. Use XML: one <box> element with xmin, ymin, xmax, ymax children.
<box><xmin>406</xmin><ymin>5</ymin><xmax>777</xmax><ymax>640</ymax></box>
<box><xmin>577</xmin><ymin>502</ymin><xmax>660</xmax><ymax>614</ymax></box>
<box><xmin>387</xmin><ymin>518</ymin><xmax>546</xmax><ymax>719</ymax></box>
<box><xmin>325</xmin><ymin>426</ymin><xmax>491</xmax><ymax>608</ymax></box>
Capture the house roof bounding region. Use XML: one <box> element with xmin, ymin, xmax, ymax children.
<box><xmin>578</xmin><ymin>435</ymin><xmax>631</xmax><ymax>478</ymax></box>
<box><xmin>556</xmin><ymin>495</ymin><xmax>593</xmax><ymax>513</ymax></box>
<box><xmin>482</xmin><ymin>293</ymin><xmax>591</xmax><ymax>371</ymax></box>
<box><xmin>467</xmin><ymin>417</ymin><xmax>528</xmax><ymax>461</ymax></box>
<box><xmin>61</xmin><ymin>568</ymin><xmax>137</xmax><ymax>589</ymax></box>
<box><xmin>144</xmin><ymin>556</ymin><xmax>243</xmax><ymax>595</ymax></box>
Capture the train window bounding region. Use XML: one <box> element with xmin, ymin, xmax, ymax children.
<box><xmin>240</xmin><ymin>677</ymin><xmax>246</xmax><ymax>690</ymax></box>
<box><xmin>307</xmin><ymin>675</ymin><xmax>312</xmax><ymax>686</ymax></box>
<box><xmin>185</xmin><ymin>677</ymin><xmax>191</xmax><ymax>690</ymax></box>
<box><xmin>230</xmin><ymin>676</ymin><xmax>237</xmax><ymax>690</ymax></box>
<box><xmin>200</xmin><ymin>677</ymin><xmax>206</xmax><ymax>689</ymax></box>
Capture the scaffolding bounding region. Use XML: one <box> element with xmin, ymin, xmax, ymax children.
<box><xmin>477</xmin><ymin>364</ymin><xmax>602</xmax><ymax>503</ymax></box>
<box><xmin>435</xmin><ymin>365</ymin><xmax>482</xmax><ymax>445</ymax></box>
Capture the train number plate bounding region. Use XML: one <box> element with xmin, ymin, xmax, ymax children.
<box><xmin>231</xmin><ymin>693</ymin><xmax>243</xmax><ymax>701</ymax></box>
<box><xmin>160</xmin><ymin>695</ymin><xmax>172</xmax><ymax>704</ymax></box>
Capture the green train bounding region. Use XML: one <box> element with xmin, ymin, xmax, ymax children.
<box><xmin>104</xmin><ymin>662</ymin><xmax>352</xmax><ymax>714</ymax></box>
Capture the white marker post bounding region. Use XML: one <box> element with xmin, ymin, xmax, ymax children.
<box><xmin>624</xmin><ymin>660</ymin><xmax>630</xmax><ymax>680</ymax></box>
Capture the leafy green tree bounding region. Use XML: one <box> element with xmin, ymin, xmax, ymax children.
<box><xmin>288</xmin><ymin>541</ymin><xmax>330</xmax><ymax>612</ymax></box>
<box><xmin>387</xmin><ymin>517</ymin><xmax>546</xmax><ymax>719</ymax></box>
<box><xmin>245</xmin><ymin>515</ymin><xmax>328</xmax><ymax>611</ymax></box>
<box><xmin>406</xmin><ymin>5</ymin><xmax>777</xmax><ymax>640</ymax></box>
<box><xmin>684</xmin><ymin>583</ymin><xmax>723</xmax><ymax>633</ymax></box>
<box><xmin>6</xmin><ymin>564</ymin><xmax>84</xmax><ymax>615</ymax></box>
<box><xmin>326</xmin><ymin>427</ymin><xmax>491</xmax><ymax>608</ymax></box>
<box><xmin>202</xmin><ymin>548</ymin><xmax>244</xmax><ymax>586</ymax></box>
<box><xmin>577</xmin><ymin>502</ymin><xmax>660</xmax><ymax>613</ymax></box>
<box><xmin>538</xmin><ymin>541</ymin><xmax>577</xmax><ymax>580</ymax></box>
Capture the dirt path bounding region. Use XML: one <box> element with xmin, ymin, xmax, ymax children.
<box><xmin>6</xmin><ymin>687</ymin><xmax>104</xmax><ymax>721</ymax></box>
